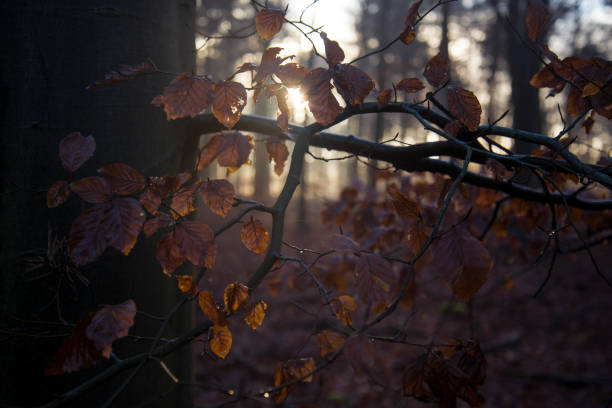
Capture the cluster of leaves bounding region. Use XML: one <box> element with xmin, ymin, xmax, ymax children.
<box><xmin>41</xmin><ymin>0</ymin><xmax>612</xmax><ymax>406</ymax></box>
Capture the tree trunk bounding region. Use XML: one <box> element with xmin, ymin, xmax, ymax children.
<box><xmin>1</xmin><ymin>1</ymin><xmax>197</xmax><ymax>406</ymax></box>
<box><xmin>506</xmin><ymin>0</ymin><xmax>543</xmax><ymax>154</ymax></box>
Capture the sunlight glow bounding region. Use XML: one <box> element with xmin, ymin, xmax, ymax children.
<box><xmin>287</xmin><ymin>88</ymin><xmax>307</xmax><ymax>111</ymax></box>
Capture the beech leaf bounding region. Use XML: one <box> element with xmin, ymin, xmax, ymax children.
<box><xmin>333</xmin><ymin>64</ymin><xmax>374</xmax><ymax>106</ymax></box>
<box><xmin>423</xmin><ymin>53</ymin><xmax>449</xmax><ymax>88</ymax></box>
<box><xmin>266</xmin><ymin>137</ymin><xmax>289</xmax><ymax>176</ymax></box>
<box><xmin>59</xmin><ymin>132</ymin><xmax>96</xmax><ymax>172</ymax></box>
<box><xmin>301</xmin><ymin>68</ymin><xmax>342</xmax><ymax>126</ymax></box>
<box><xmin>276</xmin><ymin>63</ymin><xmax>310</xmax><ymax>88</ymax></box>
<box><xmin>526</xmin><ymin>0</ymin><xmax>550</xmax><ymax>42</ymax></box>
<box><xmin>255</xmin><ymin>8</ymin><xmax>285</xmax><ymax>40</ymax></box>
<box><xmin>223</xmin><ymin>282</ymin><xmax>250</xmax><ymax>313</ymax></box>
<box><xmin>241</xmin><ymin>217</ymin><xmax>269</xmax><ymax>254</ymax></box>
<box><xmin>396</xmin><ymin>77</ymin><xmax>425</xmax><ymax>93</ymax></box>
<box><xmin>87</xmin><ymin>62</ymin><xmax>154</xmax><ymax>89</ymax></box>
<box><xmin>151</xmin><ymin>73</ymin><xmax>214</xmax><ymax>120</ymax></box>
<box><xmin>317</xmin><ymin>330</ymin><xmax>344</xmax><ymax>357</ymax></box>
<box><xmin>70</xmin><ymin>176</ymin><xmax>112</xmax><ymax>204</ymax></box>
<box><xmin>198</xmin><ymin>291</ymin><xmax>228</xmax><ymax>326</ymax></box>
<box><xmin>47</xmin><ymin>181</ymin><xmax>71</xmax><ymax>208</ymax></box>
<box><xmin>98</xmin><ymin>163</ymin><xmax>145</xmax><ymax>195</ymax></box>
<box><xmin>244</xmin><ymin>300</ymin><xmax>267</xmax><ymax>330</ymax></box>
<box><xmin>198</xmin><ymin>179</ymin><xmax>235</xmax><ymax>217</ymax></box>
<box><xmin>213</xmin><ymin>80</ymin><xmax>247</xmax><ymax>129</ymax></box>
<box><xmin>210</xmin><ymin>325</ymin><xmax>232</xmax><ymax>359</ymax></box>
<box><xmin>447</xmin><ymin>86</ymin><xmax>482</xmax><ymax>131</ymax></box>
<box><xmin>321</xmin><ymin>32</ymin><xmax>345</xmax><ymax>66</ymax></box>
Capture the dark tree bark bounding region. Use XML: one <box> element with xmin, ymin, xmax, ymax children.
<box><xmin>0</xmin><ymin>1</ymin><xmax>198</xmax><ymax>406</ymax></box>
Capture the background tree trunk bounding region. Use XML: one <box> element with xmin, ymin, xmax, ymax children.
<box><xmin>1</xmin><ymin>1</ymin><xmax>198</xmax><ymax>406</ymax></box>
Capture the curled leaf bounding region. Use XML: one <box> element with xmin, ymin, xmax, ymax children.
<box><xmin>447</xmin><ymin>86</ymin><xmax>482</xmax><ymax>131</ymax></box>
<box><xmin>47</xmin><ymin>181</ymin><xmax>71</xmax><ymax>208</ymax></box>
<box><xmin>210</xmin><ymin>325</ymin><xmax>232</xmax><ymax>359</ymax></box>
<box><xmin>198</xmin><ymin>291</ymin><xmax>228</xmax><ymax>326</ymax></box>
<box><xmin>224</xmin><ymin>282</ymin><xmax>250</xmax><ymax>313</ymax></box>
<box><xmin>321</xmin><ymin>32</ymin><xmax>345</xmax><ymax>66</ymax></box>
<box><xmin>244</xmin><ymin>300</ymin><xmax>267</xmax><ymax>330</ymax></box>
<box><xmin>317</xmin><ymin>330</ymin><xmax>344</xmax><ymax>357</ymax></box>
<box><xmin>87</xmin><ymin>62</ymin><xmax>154</xmax><ymax>89</ymax></box>
<box><xmin>423</xmin><ymin>53</ymin><xmax>449</xmax><ymax>88</ymax></box>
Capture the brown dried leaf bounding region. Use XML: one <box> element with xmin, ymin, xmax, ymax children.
<box><xmin>423</xmin><ymin>53</ymin><xmax>449</xmax><ymax>88</ymax></box>
<box><xmin>244</xmin><ymin>300</ymin><xmax>267</xmax><ymax>330</ymax></box>
<box><xmin>198</xmin><ymin>179</ymin><xmax>235</xmax><ymax>217</ymax></box>
<box><xmin>331</xmin><ymin>295</ymin><xmax>357</xmax><ymax>326</ymax></box>
<box><xmin>301</xmin><ymin>68</ymin><xmax>342</xmax><ymax>126</ymax></box>
<box><xmin>47</xmin><ymin>180</ymin><xmax>71</xmax><ymax>208</ymax></box>
<box><xmin>433</xmin><ymin>227</ymin><xmax>492</xmax><ymax>300</ymax></box>
<box><xmin>177</xmin><ymin>275</ymin><xmax>196</xmax><ymax>295</ymax></box>
<box><xmin>169</xmin><ymin>183</ymin><xmax>199</xmax><ymax>219</ymax></box>
<box><xmin>526</xmin><ymin>0</ymin><xmax>550</xmax><ymax>42</ymax></box>
<box><xmin>387</xmin><ymin>184</ymin><xmax>420</xmax><ymax>220</ymax></box>
<box><xmin>98</xmin><ymin>163</ymin><xmax>145</xmax><ymax>195</ymax></box>
<box><xmin>86</xmin><ymin>300</ymin><xmax>136</xmax><ymax>358</ymax></box>
<box><xmin>317</xmin><ymin>330</ymin><xmax>344</xmax><ymax>357</ymax></box>
<box><xmin>156</xmin><ymin>230</ymin><xmax>184</xmax><ymax>276</ymax></box>
<box><xmin>210</xmin><ymin>325</ymin><xmax>232</xmax><ymax>359</ymax></box>
<box><xmin>59</xmin><ymin>132</ymin><xmax>96</xmax><ymax>172</ymax></box>
<box><xmin>447</xmin><ymin>86</ymin><xmax>482</xmax><ymax>131</ymax></box>
<box><xmin>397</xmin><ymin>77</ymin><xmax>425</xmax><ymax>93</ymax></box>
<box><xmin>266</xmin><ymin>137</ymin><xmax>289</xmax><ymax>176</ymax></box>
<box><xmin>151</xmin><ymin>73</ymin><xmax>214</xmax><ymax>120</ymax></box>
<box><xmin>276</xmin><ymin>63</ymin><xmax>310</xmax><ymax>88</ymax></box>
<box><xmin>216</xmin><ymin>132</ymin><xmax>254</xmax><ymax>169</ymax></box>
<box><xmin>377</xmin><ymin>88</ymin><xmax>392</xmax><ymax>107</ymax></box>
<box><xmin>321</xmin><ymin>32</ymin><xmax>345</xmax><ymax>66</ymax></box>
<box><xmin>198</xmin><ymin>291</ymin><xmax>228</xmax><ymax>326</ymax></box>
<box><xmin>223</xmin><ymin>282</ymin><xmax>250</xmax><ymax>313</ymax></box>
<box><xmin>241</xmin><ymin>217</ymin><xmax>269</xmax><ymax>254</ymax></box>
<box><xmin>174</xmin><ymin>221</ymin><xmax>216</xmax><ymax>268</ymax></box>
<box><xmin>255</xmin><ymin>8</ymin><xmax>285</xmax><ymax>40</ymax></box>
<box><xmin>70</xmin><ymin>176</ymin><xmax>112</xmax><ymax>204</ymax></box>
<box><xmin>212</xmin><ymin>81</ymin><xmax>247</xmax><ymax>129</ymax></box>
<box><xmin>333</xmin><ymin>64</ymin><xmax>374</xmax><ymax>106</ymax></box>
<box><xmin>69</xmin><ymin>198</ymin><xmax>145</xmax><ymax>266</ymax></box>
<box><xmin>87</xmin><ymin>62</ymin><xmax>154</xmax><ymax>89</ymax></box>
<box><xmin>254</xmin><ymin>47</ymin><xmax>290</xmax><ymax>83</ymax></box>
<box><xmin>143</xmin><ymin>212</ymin><xmax>174</xmax><ymax>237</ymax></box>
<box><xmin>139</xmin><ymin>188</ymin><xmax>161</xmax><ymax>215</ymax></box>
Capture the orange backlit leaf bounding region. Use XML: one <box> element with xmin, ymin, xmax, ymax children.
<box><xmin>423</xmin><ymin>53</ymin><xmax>449</xmax><ymax>88</ymax></box>
<box><xmin>321</xmin><ymin>32</ymin><xmax>345</xmax><ymax>66</ymax></box>
<box><xmin>433</xmin><ymin>226</ymin><xmax>492</xmax><ymax>300</ymax></box>
<box><xmin>400</xmin><ymin>26</ymin><xmax>416</xmax><ymax>46</ymax></box>
<box><xmin>198</xmin><ymin>291</ymin><xmax>228</xmax><ymax>326</ymax></box>
<box><xmin>244</xmin><ymin>300</ymin><xmax>267</xmax><ymax>330</ymax></box>
<box><xmin>317</xmin><ymin>330</ymin><xmax>344</xmax><ymax>357</ymax></box>
<box><xmin>46</xmin><ymin>300</ymin><xmax>136</xmax><ymax>375</ymax></box>
<box><xmin>526</xmin><ymin>0</ymin><xmax>550</xmax><ymax>42</ymax></box>
<box><xmin>47</xmin><ymin>180</ymin><xmax>71</xmax><ymax>208</ymax></box>
<box><xmin>224</xmin><ymin>282</ymin><xmax>250</xmax><ymax>313</ymax></box>
<box><xmin>156</xmin><ymin>230</ymin><xmax>184</xmax><ymax>276</ymax></box>
<box><xmin>377</xmin><ymin>88</ymin><xmax>392</xmax><ymax>107</ymax></box>
<box><xmin>266</xmin><ymin>137</ymin><xmax>289</xmax><ymax>176</ymax></box>
<box><xmin>197</xmin><ymin>134</ymin><xmax>223</xmax><ymax>170</ymax></box>
<box><xmin>276</xmin><ymin>63</ymin><xmax>310</xmax><ymax>88</ymax></box>
<box><xmin>87</xmin><ymin>62</ymin><xmax>154</xmax><ymax>89</ymax></box>
<box><xmin>397</xmin><ymin>77</ymin><xmax>425</xmax><ymax>94</ymax></box>
<box><xmin>98</xmin><ymin>163</ymin><xmax>145</xmax><ymax>195</ymax></box>
<box><xmin>151</xmin><ymin>73</ymin><xmax>214</xmax><ymax>120</ymax></box>
<box><xmin>198</xmin><ymin>179</ymin><xmax>235</xmax><ymax>217</ymax></box>
<box><xmin>333</xmin><ymin>64</ymin><xmax>374</xmax><ymax>106</ymax></box>
<box><xmin>59</xmin><ymin>132</ymin><xmax>96</xmax><ymax>172</ymax></box>
<box><xmin>406</xmin><ymin>0</ymin><xmax>424</xmax><ymax>26</ymax></box>
<box><xmin>255</xmin><ymin>8</ymin><xmax>285</xmax><ymax>40</ymax></box>
<box><xmin>210</xmin><ymin>325</ymin><xmax>232</xmax><ymax>359</ymax></box>
<box><xmin>212</xmin><ymin>80</ymin><xmax>247</xmax><ymax>129</ymax></box>
<box><xmin>177</xmin><ymin>275</ymin><xmax>197</xmax><ymax>295</ymax></box>
<box><xmin>447</xmin><ymin>86</ymin><xmax>482</xmax><ymax>131</ymax></box>
<box><xmin>69</xmin><ymin>198</ymin><xmax>145</xmax><ymax>266</ymax></box>
<box><xmin>301</xmin><ymin>67</ymin><xmax>342</xmax><ymax>126</ymax></box>
<box><xmin>331</xmin><ymin>295</ymin><xmax>357</xmax><ymax>326</ymax></box>
<box><xmin>241</xmin><ymin>217</ymin><xmax>269</xmax><ymax>254</ymax></box>
<box><xmin>216</xmin><ymin>131</ymin><xmax>254</xmax><ymax>169</ymax></box>
<box><xmin>70</xmin><ymin>176</ymin><xmax>112</xmax><ymax>204</ymax></box>
<box><xmin>143</xmin><ymin>212</ymin><xmax>174</xmax><ymax>238</ymax></box>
